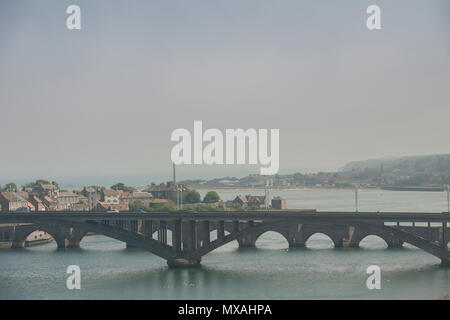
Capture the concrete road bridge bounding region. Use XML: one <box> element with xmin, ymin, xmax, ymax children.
<box><xmin>0</xmin><ymin>211</ymin><xmax>449</xmax><ymax>267</ymax></box>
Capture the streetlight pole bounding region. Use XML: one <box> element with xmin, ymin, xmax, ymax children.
<box><xmin>354</xmin><ymin>183</ymin><xmax>359</xmax><ymax>213</ymax></box>
<box><xmin>446</xmin><ymin>185</ymin><xmax>449</xmax><ymax>213</ymax></box>
<box><xmin>180</xmin><ymin>186</ymin><xmax>183</xmax><ymax>209</ymax></box>
<box><xmin>9</xmin><ymin>184</ymin><xmax>13</xmax><ymax>212</ymax></box>
<box><xmin>443</xmin><ymin>185</ymin><xmax>449</xmax><ymax>249</ymax></box>
<box><xmin>264</xmin><ymin>181</ymin><xmax>269</xmax><ymax>210</ymax></box>
<box><xmin>176</xmin><ymin>186</ymin><xmax>179</xmax><ymax>210</ymax></box>
<box><xmin>177</xmin><ymin>185</ymin><xmax>183</xmax><ymax>210</ymax></box>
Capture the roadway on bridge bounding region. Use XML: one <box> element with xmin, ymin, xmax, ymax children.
<box><xmin>0</xmin><ymin>211</ymin><xmax>448</xmax><ymax>223</ymax></box>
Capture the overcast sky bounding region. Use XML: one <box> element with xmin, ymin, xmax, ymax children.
<box><xmin>0</xmin><ymin>0</ymin><xmax>449</xmax><ymax>187</ymax></box>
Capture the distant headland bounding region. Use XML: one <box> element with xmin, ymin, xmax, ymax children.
<box><xmin>180</xmin><ymin>154</ymin><xmax>450</xmax><ymax>190</ymax></box>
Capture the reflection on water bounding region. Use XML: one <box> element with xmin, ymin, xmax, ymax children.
<box><xmin>0</xmin><ymin>189</ymin><xmax>449</xmax><ymax>300</ymax></box>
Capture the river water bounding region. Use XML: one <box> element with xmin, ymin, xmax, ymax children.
<box><xmin>0</xmin><ymin>189</ymin><xmax>449</xmax><ymax>299</ymax></box>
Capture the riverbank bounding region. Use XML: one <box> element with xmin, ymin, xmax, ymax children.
<box><xmin>196</xmin><ymin>187</ymin><xmax>347</xmax><ymax>192</ymax></box>
<box><xmin>196</xmin><ymin>185</ymin><xmax>446</xmax><ymax>192</ymax></box>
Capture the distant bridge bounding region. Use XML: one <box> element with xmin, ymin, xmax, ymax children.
<box><xmin>0</xmin><ymin>211</ymin><xmax>449</xmax><ymax>267</ymax></box>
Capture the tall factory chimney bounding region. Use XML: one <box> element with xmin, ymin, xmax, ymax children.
<box><xmin>173</xmin><ymin>162</ymin><xmax>176</xmax><ymax>186</ymax></box>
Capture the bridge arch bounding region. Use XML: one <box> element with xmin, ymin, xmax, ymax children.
<box><xmin>305</xmin><ymin>232</ymin><xmax>336</xmax><ymax>249</ymax></box>
<box><xmin>209</xmin><ymin>239</ymin><xmax>240</xmax><ymax>253</ymax></box>
<box><xmin>354</xmin><ymin>222</ymin><xmax>448</xmax><ymax>265</ymax></box>
<box><xmin>78</xmin><ymin>233</ymin><xmax>125</xmax><ymax>249</ymax></box>
<box><xmin>13</xmin><ymin>225</ymin><xmax>64</xmax><ymax>249</ymax></box>
<box><xmin>358</xmin><ymin>235</ymin><xmax>389</xmax><ymax>249</ymax></box>
<box><xmin>254</xmin><ymin>231</ymin><xmax>289</xmax><ymax>249</ymax></box>
<box><xmin>75</xmin><ymin>221</ymin><xmax>175</xmax><ymax>261</ymax></box>
<box><xmin>349</xmin><ymin>223</ymin><xmax>406</xmax><ymax>248</ymax></box>
<box><xmin>16</xmin><ymin>220</ymin><xmax>176</xmax><ymax>261</ymax></box>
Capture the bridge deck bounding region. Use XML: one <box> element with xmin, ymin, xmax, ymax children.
<box><xmin>0</xmin><ymin>211</ymin><xmax>448</xmax><ymax>223</ymax></box>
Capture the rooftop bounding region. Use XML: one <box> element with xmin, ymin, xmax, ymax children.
<box><xmin>0</xmin><ymin>192</ymin><xmax>27</xmax><ymax>202</ymax></box>
<box><xmin>103</xmin><ymin>189</ymin><xmax>120</xmax><ymax>196</ymax></box>
<box><xmin>39</xmin><ymin>184</ymin><xmax>58</xmax><ymax>190</ymax></box>
<box><xmin>58</xmin><ymin>192</ymin><xmax>78</xmax><ymax>198</ymax></box>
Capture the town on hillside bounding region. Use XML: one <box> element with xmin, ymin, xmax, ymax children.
<box><xmin>0</xmin><ymin>180</ymin><xmax>287</xmax><ymax>213</ymax></box>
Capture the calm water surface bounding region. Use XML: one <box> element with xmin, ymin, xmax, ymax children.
<box><xmin>0</xmin><ymin>189</ymin><xmax>449</xmax><ymax>299</ymax></box>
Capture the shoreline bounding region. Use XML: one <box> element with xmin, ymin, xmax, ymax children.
<box><xmin>196</xmin><ymin>187</ymin><xmax>357</xmax><ymax>191</ymax></box>
<box><xmin>195</xmin><ymin>186</ymin><xmax>443</xmax><ymax>192</ymax></box>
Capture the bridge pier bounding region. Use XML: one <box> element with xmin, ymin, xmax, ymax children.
<box><xmin>288</xmin><ymin>241</ymin><xmax>306</xmax><ymax>248</ymax></box>
<box><xmin>286</xmin><ymin>224</ymin><xmax>305</xmax><ymax>248</ymax></box>
<box><xmin>387</xmin><ymin>239</ymin><xmax>404</xmax><ymax>248</ymax></box>
<box><xmin>333</xmin><ymin>238</ymin><xmax>344</xmax><ymax>248</ymax></box>
<box><xmin>236</xmin><ymin>221</ymin><xmax>257</xmax><ymax>247</ymax></box>
<box><xmin>343</xmin><ymin>238</ymin><xmax>359</xmax><ymax>248</ymax></box>
<box><xmin>238</xmin><ymin>236</ymin><xmax>256</xmax><ymax>247</ymax></box>
<box><xmin>286</xmin><ymin>224</ymin><xmax>306</xmax><ymax>248</ymax></box>
<box><xmin>11</xmin><ymin>241</ymin><xmax>25</xmax><ymax>249</ymax></box>
<box><xmin>54</xmin><ymin>237</ymin><xmax>69</xmax><ymax>249</ymax></box>
<box><xmin>182</xmin><ymin>221</ymin><xmax>197</xmax><ymax>251</ymax></box>
<box><xmin>167</xmin><ymin>257</ymin><xmax>201</xmax><ymax>268</ymax></box>
<box><xmin>441</xmin><ymin>258</ymin><xmax>450</xmax><ymax>267</ymax></box>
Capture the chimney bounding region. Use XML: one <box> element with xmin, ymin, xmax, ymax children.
<box><xmin>173</xmin><ymin>162</ymin><xmax>176</xmax><ymax>185</ymax></box>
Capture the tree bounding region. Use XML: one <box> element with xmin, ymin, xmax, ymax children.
<box><xmin>232</xmin><ymin>203</ymin><xmax>242</xmax><ymax>210</ymax></box>
<box><xmin>149</xmin><ymin>200</ymin><xmax>176</xmax><ymax>211</ymax></box>
<box><xmin>4</xmin><ymin>182</ymin><xmax>17</xmax><ymax>192</ymax></box>
<box><xmin>88</xmin><ymin>185</ymin><xmax>103</xmax><ymax>193</ymax></box>
<box><xmin>36</xmin><ymin>179</ymin><xmax>51</xmax><ymax>185</ymax></box>
<box><xmin>184</xmin><ymin>189</ymin><xmax>201</xmax><ymax>204</ymax></box>
<box><xmin>162</xmin><ymin>200</ymin><xmax>177</xmax><ymax>211</ymax></box>
<box><xmin>22</xmin><ymin>179</ymin><xmax>52</xmax><ymax>189</ymax></box>
<box><xmin>111</xmin><ymin>183</ymin><xmax>135</xmax><ymax>193</ymax></box>
<box><xmin>129</xmin><ymin>200</ymin><xmax>145</xmax><ymax>211</ymax></box>
<box><xmin>203</xmin><ymin>191</ymin><xmax>220</xmax><ymax>203</ymax></box>
<box><xmin>22</xmin><ymin>182</ymin><xmax>35</xmax><ymax>189</ymax></box>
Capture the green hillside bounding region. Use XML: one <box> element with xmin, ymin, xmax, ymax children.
<box><xmin>341</xmin><ymin>154</ymin><xmax>450</xmax><ymax>174</ymax></box>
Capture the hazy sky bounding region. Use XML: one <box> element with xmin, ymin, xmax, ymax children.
<box><xmin>0</xmin><ymin>0</ymin><xmax>449</xmax><ymax>187</ymax></box>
